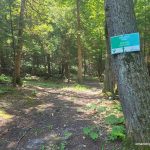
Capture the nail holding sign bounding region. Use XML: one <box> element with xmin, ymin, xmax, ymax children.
<box><xmin>110</xmin><ymin>32</ymin><xmax>140</xmax><ymax>55</ymax></box>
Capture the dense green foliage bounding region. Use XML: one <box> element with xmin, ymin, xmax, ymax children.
<box><xmin>0</xmin><ymin>0</ymin><xmax>149</xmax><ymax>80</ymax></box>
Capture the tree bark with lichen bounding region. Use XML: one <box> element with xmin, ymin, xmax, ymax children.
<box><xmin>105</xmin><ymin>0</ymin><xmax>150</xmax><ymax>143</ymax></box>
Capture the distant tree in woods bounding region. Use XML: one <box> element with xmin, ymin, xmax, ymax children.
<box><xmin>13</xmin><ymin>0</ymin><xmax>26</xmax><ymax>86</ymax></box>
<box><xmin>76</xmin><ymin>0</ymin><xmax>83</xmax><ymax>83</ymax></box>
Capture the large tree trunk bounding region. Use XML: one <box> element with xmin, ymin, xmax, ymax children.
<box><xmin>77</xmin><ymin>0</ymin><xmax>83</xmax><ymax>83</ymax></box>
<box><xmin>105</xmin><ymin>0</ymin><xmax>150</xmax><ymax>144</ymax></box>
<box><xmin>103</xmin><ymin>23</ymin><xmax>115</xmax><ymax>94</ymax></box>
<box><xmin>13</xmin><ymin>0</ymin><xmax>25</xmax><ymax>86</ymax></box>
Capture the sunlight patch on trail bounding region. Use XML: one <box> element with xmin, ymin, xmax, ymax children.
<box><xmin>0</xmin><ymin>109</ymin><xmax>14</xmax><ymax>119</ymax></box>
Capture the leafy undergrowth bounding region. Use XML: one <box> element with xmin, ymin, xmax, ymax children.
<box><xmin>81</xmin><ymin>98</ymin><xmax>127</xmax><ymax>149</ymax></box>
<box><xmin>83</xmin><ymin>126</ymin><xmax>100</xmax><ymax>141</ymax></box>
<box><xmin>0</xmin><ymin>75</ymin><xmax>14</xmax><ymax>98</ymax></box>
<box><xmin>0</xmin><ymin>74</ymin><xmax>11</xmax><ymax>83</ymax></box>
<box><xmin>0</xmin><ymin>86</ymin><xmax>15</xmax><ymax>95</ymax></box>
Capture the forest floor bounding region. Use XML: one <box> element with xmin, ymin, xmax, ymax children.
<box><xmin>0</xmin><ymin>78</ymin><xmax>124</xmax><ymax>150</ymax></box>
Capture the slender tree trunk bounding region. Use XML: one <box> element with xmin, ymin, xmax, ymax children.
<box><xmin>0</xmin><ymin>49</ymin><xmax>4</xmax><ymax>75</ymax></box>
<box><xmin>13</xmin><ymin>0</ymin><xmax>25</xmax><ymax>86</ymax></box>
<box><xmin>63</xmin><ymin>39</ymin><xmax>70</xmax><ymax>82</ymax></box>
<box><xmin>105</xmin><ymin>0</ymin><xmax>150</xmax><ymax>143</ymax></box>
<box><xmin>64</xmin><ymin>60</ymin><xmax>69</xmax><ymax>82</ymax></box>
<box><xmin>47</xmin><ymin>54</ymin><xmax>51</xmax><ymax>76</ymax></box>
<box><xmin>9</xmin><ymin>0</ymin><xmax>15</xmax><ymax>61</ymax></box>
<box><xmin>97</xmin><ymin>50</ymin><xmax>103</xmax><ymax>79</ymax></box>
<box><xmin>61</xmin><ymin>63</ymin><xmax>64</xmax><ymax>76</ymax></box>
<box><xmin>77</xmin><ymin>0</ymin><xmax>82</xmax><ymax>83</ymax></box>
<box><xmin>83</xmin><ymin>49</ymin><xmax>87</xmax><ymax>78</ymax></box>
<box><xmin>60</xmin><ymin>38</ymin><xmax>66</xmax><ymax>78</ymax></box>
<box><xmin>31</xmin><ymin>53</ymin><xmax>36</xmax><ymax>75</ymax></box>
<box><xmin>0</xmin><ymin>49</ymin><xmax>5</xmax><ymax>74</ymax></box>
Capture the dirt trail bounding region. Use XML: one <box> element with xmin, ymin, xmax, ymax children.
<box><xmin>0</xmin><ymin>81</ymin><xmax>121</xmax><ymax>150</ymax></box>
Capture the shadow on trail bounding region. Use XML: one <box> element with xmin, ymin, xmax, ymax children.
<box><xmin>0</xmin><ymin>83</ymin><xmax>104</xmax><ymax>150</ymax></box>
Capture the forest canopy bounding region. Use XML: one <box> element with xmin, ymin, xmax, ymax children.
<box><xmin>0</xmin><ymin>0</ymin><xmax>149</xmax><ymax>84</ymax></box>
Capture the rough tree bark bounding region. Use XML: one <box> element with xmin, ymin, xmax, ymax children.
<box><xmin>13</xmin><ymin>0</ymin><xmax>25</xmax><ymax>86</ymax></box>
<box><xmin>77</xmin><ymin>0</ymin><xmax>83</xmax><ymax>83</ymax></box>
<box><xmin>105</xmin><ymin>0</ymin><xmax>150</xmax><ymax>143</ymax></box>
<box><xmin>103</xmin><ymin>23</ymin><xmax>115</xmax><ymax>94</ymax></box>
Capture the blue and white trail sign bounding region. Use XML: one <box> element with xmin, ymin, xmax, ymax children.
<box><xmin>110</xmin><ymin>32</ymin><xmax>140</xmax><ymax>55</ymax></box>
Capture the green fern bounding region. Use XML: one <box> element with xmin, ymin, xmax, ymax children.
<box><xmin>0</xmin><ymin>74</ymin><xmax>10</xmax><ymax>82</ymax></box>
<box><xmin>40</xmin><ymin>145</ymin><xmax>45</xmax><ymax>150</ymax></box>
<box><xmin>83</xmin><ymin>127</ymin><xmax>92</xmax><ymax>135</ymax></box>
<box><xmin>105</xmin><ymin>114</ymin><xmax>124</xmax><ymax>125</ymax></box>
<box><xmin>89</xmin><ymin>132</ymin><xmax>99</xmax><ymax>140</ymax></box>
<box><xmin>64</xmin><ymin>131</ymin><xmax>72</xmax><ymax>139</ymax></box>
<box><xmin>83</xmin><ymin>126</ymin><xmax>99</xmax><ymax>141</ymax></box>
<box><xmin>109</xmin><ymin>125</ymin><xmax>126</xmax><ymax>141</ymax></box>
<box><xmin>60</xmin><ymin>142</ymin><xmax>66</xmax><ymax>150</ymax></box>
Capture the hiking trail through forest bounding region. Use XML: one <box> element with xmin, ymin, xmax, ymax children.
<box><xmin>0</xmin><ymin>80</ymin><xmax>122</xmax><ymax>150</ymax></box>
